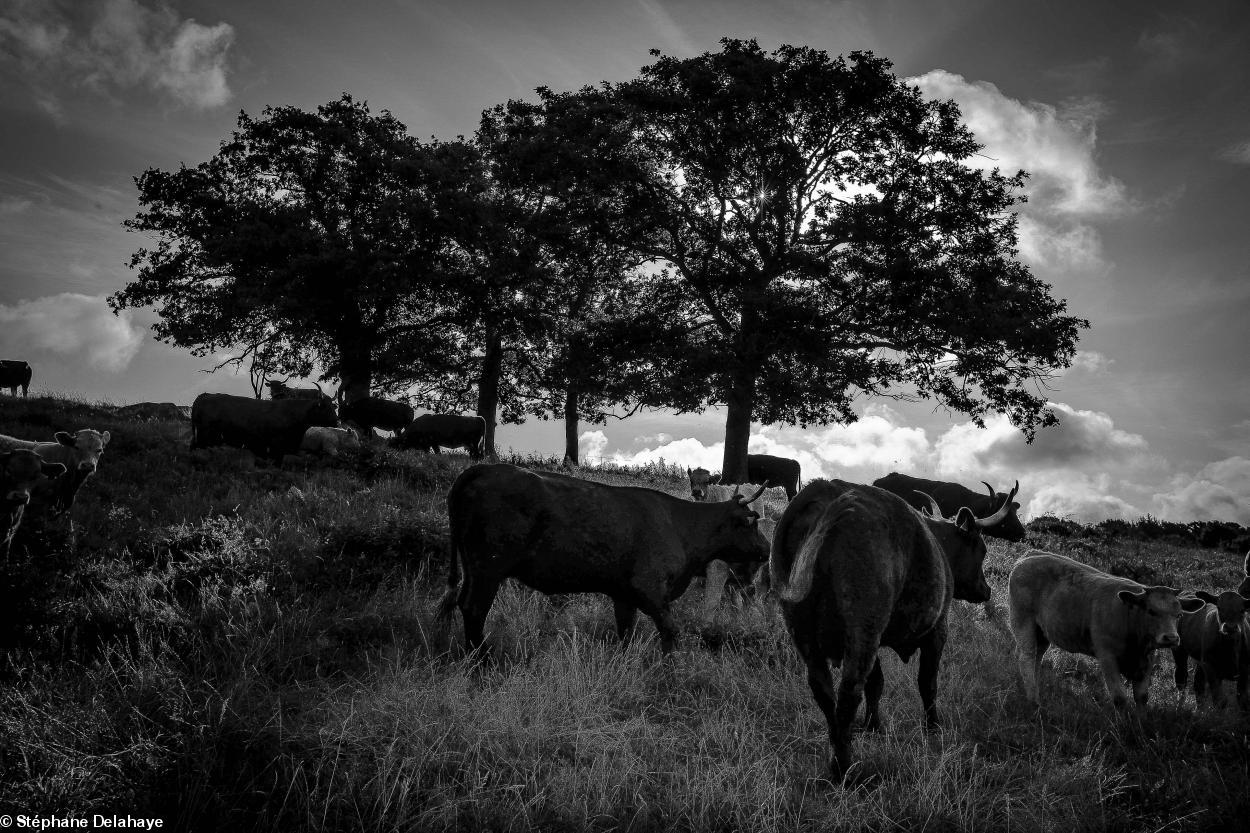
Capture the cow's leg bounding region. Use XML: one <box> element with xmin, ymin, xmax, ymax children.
<box><xmin>1172</xmin><ymin>648</ymin><xmax>1189</xmax><ymax>694</ymax></box>
<box><xmin>1194</xmin><ymin>664</ymin><xmax>1209</xmax><ymax>703</ymax></box>
<box><xmin>1236</xmin><ymin>667</ymin><xmax>1249</xmax><ymax>712</ymax></box>
<box><xmin>800</xmin><ymin>653</ymin><xmax>844</xmax><ymax>778</ymax></box>
<box><xmin>612</xmin><ymin>598</ymin><xmax>638</xmax><ymax>641</ymax></box>
<box><xmin>1012</xmin><ymin>619</ymin><xmax>1047</xmax><ymax>703</ymax></box>
<box><xmin>638</xmin><ymin>600</ymin><xmax>680</xmax><ymax>653</ymax></box>
<box><xmin>1203</xmin><ymin>663</ymin><xmax>1228</xmax><ymax>708</ymax></box>
<box><xmin>918</xmin><ymin>627</ymin><xmax>948</xmax><ymax>730</ymax></box>
<box><xmin>863</xmin><ymin>656</ymin><xmax>884</xmax><ymax>732</ymax></box>
<box><xmin>460</xmin><ymin>575</ymin><xmax>501</xmax><ymax>651</ymax></box>
<box><xmin>831</xmin><ymin>646</ymin><xmax>877</xmax><ymax>780</ymax></box>
<box><xmin>1095</xmin><ymin>652</ymin><xmax>1132</xmax><ymax>709</ymax></box>
<box><xmin>701</xmin><ymin>559</ymin><xmax>730</xmax><ymax>620</ymax></box>
<box><xmin>1130</xmin><ymin>658</ymin><xmax>1153</xmax><ymax>708</ymax></box>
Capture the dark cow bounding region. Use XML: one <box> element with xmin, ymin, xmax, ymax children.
<box><xmin>0</xmin><ymin>360</ymin><xmax>32</xmax><ymax>397</ymax></box>
<box><xmin>1008</xmin><ymin>550</ymin><xmax>1205</xmax><ymax>709</ymax></box>
<box><xmin>688</xmin><ymin>454</ymin><xmax>801</xmax><ymax>500</ymax></box>
<box><xmin>873</xmin><ymin>472</ymin><xmax>1026</xmax><ymax>542</ymax></box>
<box><xmin>265</xmin><ymin>379</ymin><xmax>327</xmax><ymax>400</ymax></box>
<box><xmin>400</xmin><ymin>414</ymin><xmax>486</xmax><ymax>460</ymax></box>
<box><xmin>770</xmin><ymin>478</ymin><xmax>1007</xmax><ymax>780</ymax></box>
<box><xmin>2</xmin><ymin>450</ymin><xmax>65</xmax><ymax>557</ymax></box>
<box><xmin>340</xmin><ymin>396</ymin><xmax>415</xmax><ymax>435</ymax></box>
<box><xmin>191</xmin><ymin>393</ymin><xmax>338</xmax><ymax>461</ymax></box>
<box><xmin>1172</xmin><ymin>590</ymin><xmax>1250</xmax><ymax>710</ymax></box>
<box><xmin>436</xmin><ymin>464</ymin><xmax>771</xmax><ymax>652</ymax></box>
<box><xmin>0</xmin><ymin>429</ymin><xmax>110</xmax><ymax>520</ymax></box>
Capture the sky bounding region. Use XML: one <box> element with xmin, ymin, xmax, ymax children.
<box><xmin>1</xmin><ymin>0</ymin><xmax>1248</xmax><ymax>524</ymax></box>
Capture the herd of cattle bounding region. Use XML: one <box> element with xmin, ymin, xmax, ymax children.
<box><xmin>2</xmin><ymin>367</ymin><xmax>1249</xmax><ymax>782</ymax></box>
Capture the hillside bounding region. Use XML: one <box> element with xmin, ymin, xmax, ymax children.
<box><xmin>1</xmin><ymin>396</ymin><xmax>1247</xmax><ymax>832</ymax></box>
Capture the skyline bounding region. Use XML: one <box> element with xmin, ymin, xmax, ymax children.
<box><xmin>1</xmin><ymin>0</ymin><xmax>1248</xmax><ymax>523</ymax></box>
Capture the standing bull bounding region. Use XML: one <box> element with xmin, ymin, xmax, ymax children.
<box><xmin>770</xmin><ymin>479</ymin><xmax>1007</xmax><ymax>780</ymax></box>
<box><xmin>688</xmin><ymin>454</ymin><xmax>801</xmax><ymax>500</ymax></box>
<box><xmin>873</xmin><ymin>473</ymin><xmax>1026</xmax><ymax>542</ymax></box>
<box><xmin>436</xmin><ymin>464</ymin><xmax>770</xmax><ymax>652</ymax></box>
<box><xmin>1172</xmin><ymin>590</ymin><xmax>1250</xmax><ymax>710</ymax></box>
<box><xmin>1008</xmin><ymin>550</ymin><xmax>1205</xmax><ymax>709</ymax></box>
<box><xmin>399</xmin><ymin>414</ymin><xmax>486</xmax><ymax>459</ymax></box>
<box><xmin>340</xmin><ymin>396</ymin><xmax>414</xmax><ymax>435</ymax></box>
<box><xmin>0</xmin><ymin>360</ymin><xmax>32</xmax><ymax>397</ymax></box>
<box><xmin>191</xmin><ymin>393</ymin><xmax>338</xmax><ymax>461</ymax></box>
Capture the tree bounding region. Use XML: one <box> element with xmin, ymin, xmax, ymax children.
<box><xmin>535</xmin><ymin>41</ymin><xmax>1088</xmax><ymax>482</ymax></box>
<box><xmin>112</xmin><ymin>94</ymin><xmax>472</xmax><ymax>402</ymax></box>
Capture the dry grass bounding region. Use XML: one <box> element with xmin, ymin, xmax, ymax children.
<box><xmin>0</xmin><ymin>395</ymin><xmax>1247</xmax><ymax>831</ymax></box>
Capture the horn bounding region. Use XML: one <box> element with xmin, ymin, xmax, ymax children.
<box><xmin>982</xmin><ymin>481</ymin><xmax>997</xmax><ymax>502</ymax></box>
<box><xmin>976</xmin><ymin>480</ymin><xmax>1019</xmax><ymax>528</ymax></box>
<box><xmin>914</xmin><ymin>490</ymin><xmax>943</xmax><ymax>519</ymax></box>
<box><xmin>740</xmin><ymin>482</ymin><xmax>768</xmax><ymax>504</ymax></box>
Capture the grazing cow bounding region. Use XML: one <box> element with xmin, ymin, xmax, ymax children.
<box><xmin>693</xmin><ymin>483</ymin><xmax>788</xmax><ymax>617</ymax></box>
<box><xmin>873</xmin><ymin>472</ymin><xmax>1026</xmax><ymax>542</ymax></box>
<box><xmin>265</xmin><ymin>379</ymin><xmax>327</xmax><ymax>400</ymax></box>
<box><xmin>1008</xmin><ymin>551</ymin><xmax>1205</xmax><ymax>709</ymax></box>
<box><xmin>436</xmin><ymin>464</ymin><xmax>771</xmax><ymax>652</ymax></box>
<box><xmin>770</xmin><ymin>479</ymin><xmax>1006</xmax><ymax>780</ymax></box>
<box><xmin>1239</xmin><ymin>552</ymin><xmax>1250</xmax><ymax>599</ymax></box>
<box><xmin>0</xmin><ymin>429</ymin><xmax>110</xmax><ymax>519</ymax></box>
<box><xmin>688</xmin><ymin>454</ymin><xmax>801</xmax><ymax>500</ymax></box>
<box><xmin>339</xmin><ymin>396</ymin><xmax>414</xmax><ymax>435</ymax></box>
<box><xmin>1172</xmin><ymin>590</ymin><xmax>1250</xmax><ymax>709</ymax></box>
<box><xmin>399</xmin><ymin>414</ymin><xmax>486</xmax><ymax>459</ymax></box>
<box><xmin>191</xmin><ymin>393</ymin><xmax>338</xmax><ymax>462</ymax></box>
<box><xmin>117</xmin><ymin>402</ymin><xmax>188</xmax><ymax>422</ymax></box>
<box><xmin>2</xmin><ymin>450</ymin><xmax>66</xmax><ymax>556</ymax></box>
<box><xmin>299</xmin><ymin>425</ymin><xmax>361</xmax><ymax>458</ymax></box>
<box><xmin>0</xmin><ymin>360</ymin><xmax>32</xmax><ymax>397</ymax></box>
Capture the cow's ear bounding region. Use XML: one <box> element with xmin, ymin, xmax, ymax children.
<box><xmin>1194</xmin><ymin>590</ymin><xmax>1219</xmax><ymax>605</ymax></box>
<box><xmin>1117</xmin><ymin>589</ymin><xmax>1147</xmax><ymax>608</ymax></box>
<box><xmin>1180</xmin><ymin>596</ymin><xmax>1207</xmax><ymax>613</ymax></box>
<box><xmin>41</xmin><ymin>462</ymin><xmax>66</xmax><ymax>478</ymax></box>
<box><xmin>55</xmin><ymin>431</ymin><xmax>75</xmax><ymax>446</ymax></box>
<box><xmin>954</xmin><ymin>506</ymin><xmax>977</xmax><ymax>533</ymax></box>
<box><xmin>100</xmin><ymin>430</ymin><xmax>110</xmax><ymax>447</ymax></box>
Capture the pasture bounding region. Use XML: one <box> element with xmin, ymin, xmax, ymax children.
<box><xmin>1</xmin><ymin>396</ymin><xmax>1247</xmax><ymax>831</ymax></box>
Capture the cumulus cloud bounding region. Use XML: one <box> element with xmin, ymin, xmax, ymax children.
<box><xmin>1154</xmin><ymin>457</ymin><xmax>1250</xmax><ymax>524</ymax></box>
<box><xmin>911</xmin><ymin>70</ymin><xmax>1129</xmax><ymax>275</ymax></box>
<box><xmin>1218</xmin><ymin>140</ymin><xmax>1250</xmax><ymax>165</ymax></box>
<box><xmin>0</xmin><ymin>293</ymin><xmax>143</xmax><ymax>371</ymax></box>
<box><xmin>1068</xmin><ymin>350</ymin><xmax>1114</xmax><ymax>375</ymax></box>
<box><xmin>0</xmin><ymin>0</ymin><xmax>234</xmax><ymax>112</ymax></box>
<box><xmin>1028</xmin><ymin>474</ymin><xmax>1143</xmax><ymax>523</ymax></box>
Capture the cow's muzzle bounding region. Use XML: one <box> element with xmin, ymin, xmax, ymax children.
<box><xmin>1157</xmin><ymin>633</ymin><xmax>1181</xmax><ymax>648</ymax></box>
<box><xmin>1220</xmin><ymin>624</ymin><xmax>1239</xmax><ymax>638</ymax></box>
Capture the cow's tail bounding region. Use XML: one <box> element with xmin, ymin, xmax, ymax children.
<box><xmin>776</xmin><ymin>507</ymin><xmax>840</xmax><ymax>604</ymax></box>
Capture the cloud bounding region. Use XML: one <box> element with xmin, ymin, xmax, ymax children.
<box><xmin>0</xmin><ymin>293</ymin><xmax>143</xmax><ymax>371</ymax></box>
<box><xmin>1029</xmin><ymin>475</ymin><xmax>1143</xmax><ymax>523</ymax></box>
<box><xmin>1218</xmin><ymin>140</ymin><xmax>1250</xmax><ymax>165</ymax></box>
<box><xmin>1154</xmin><ymin>457</ymin><xmax>1250</xmax><ymax>524</ymax></box>
<box><xmin>0</xmin><ymin>0</ymin><xmax>234</xmax><ymax>112</ymax></box>
<box><xmin>1068</xmin><ymin>350</ymin><xmax>1114</xmax><ymax>375</ymax></box>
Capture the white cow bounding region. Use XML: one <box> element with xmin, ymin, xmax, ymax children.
<box><xmin>299</xmin><ymin>426</ymin><xmax>361</xmax><ymax>458</ymax></box>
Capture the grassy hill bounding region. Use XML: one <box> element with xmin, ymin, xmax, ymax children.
<box><xmin>1</xmin><ymin>395</ymin><xmax>1247</xmax><ymax>831</ymax></box>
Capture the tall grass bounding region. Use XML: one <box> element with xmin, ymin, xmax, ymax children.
<box><xmin>0</xmin><ymin>395</ymin><xmax>1247</xmax><ymax>831</ymax></box>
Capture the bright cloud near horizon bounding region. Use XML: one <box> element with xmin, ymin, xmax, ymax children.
<box><xmin>1</xmin><ymin>0</ymin><xmax>1247</xmax><ymax>525</ymax></box>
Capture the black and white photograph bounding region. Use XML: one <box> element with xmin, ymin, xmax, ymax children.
<box><xmin>1</xmin><ymin>0</ymin><xmax>1248</xmax><ymax>829</ymax></box>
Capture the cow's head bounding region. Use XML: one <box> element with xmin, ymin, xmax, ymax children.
<box><xmin>1117</xmin><ymin>587</ymin><xmax>1206</xmax><ymax>648</ymax></box>
<box><xmin>704</xmin><ymin>482</ymin><xmax>771</xmax><ymax>563</ymax></box>
<box><xmin>1</xmin><ymin>450</ymin><xmax>66</xmax><ymax>504</ymax></box>
<box><xmin>1194</xmin><ymin>590</ymin><xmax>1250</xmax><ymax>639</ymax></box>
<box><xmin>687</xmin><ymin>467</ymin><xmax>722</xmax><ymax>501</ymax></box>
<box><xmin>914</xmin><ymin>484</ymin><xmax>1019</xmax><ymax>604</ymax></box>
<box><xmin>53</xmin><ymin>429</ymin><xmax>111</xmax><ymax>474</ymax></box>
<box><xmin>981</xmin><ymin>480</ymin><xmax>1027</xmax><ymax>541</ymax></box>
<box><xmin>305</xmin><ymin>395</ymin><xmax>339</xmax><ymax>428</ymax></box>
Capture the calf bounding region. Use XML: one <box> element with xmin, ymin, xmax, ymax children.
<box><xmin>300</xmin><ymin>425</ymin><xmax>361</xmax><ymax>458</ymax></box>
<box><xmin>1008</xmin><ymin>551</ymin><xmax>1205</xmax><ymax>709</ymax></box>
<box><xmin>770</xmin><ymin>479</ymin><xmax>1004</xmax><ymax>780</ymax></box>
<box><xmin>1172</xmin><ymin>590</ymin><xmax>1250</xmax><ymax>710</ymax></box>
<box><xmin>2</xmin><ymin>450</ymin><xmax>66</xmax><ymax>556</ymax></box>
<box><xmin>437</xmin><ymin>464</ymin><xmax>770</xmax><ymax>652</ymax></box>
<box><xmin>0</xmin><ymin>429</ymin><xmax>111</xmax><ymax>518</ymax></box>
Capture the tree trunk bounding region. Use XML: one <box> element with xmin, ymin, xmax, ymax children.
<box><xmin>563</xmin><ymin>383</ymin><xmax>579</xmax><ymax>465</ymax></box>
<box><xmin>721</xmin><ymin>360</ymin><xmax>756</xmax><ymax>484</ymax></box>
<box><xmin>476</xmin><ymin>324</ymin><xmax>503</xmax><ymax>461</ymax></box>
<box><xmin>337</xmin><ymin>337</ymin><xmax>373</xmax><ymax>405</ymax></box>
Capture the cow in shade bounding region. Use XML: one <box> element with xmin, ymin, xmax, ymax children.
<box><xmin>872</xmin><ymin>473</ymin><xmax>1026</xmax><ymax>543</ymax></box>
<box><xmin>191</xmin><ymin>393</ymin><xmax>338</xmax><ymax>462</ymax></box>
<box><xmin>436</xmin><ymin>464</ymin><xmax>770</xmax><ymax>653</ymax></box>
<box><xmin>1172</xmin><ymin>590</ymin><xmax>1250</xmax><ymax>710</ymax></box>
<box><xmin>2</xmin><ymin>450</ymin><xmax>65</xmax><ymax>557</ymax></box>
<box><xmin>0</xmin><ymin>429</ymin><xmax>111</xmax><ymax>520</ymax></box>
<box><xmin>0</xmin><ymin>360</ymin><xmax>32</xmax><ymax>397</ymax></box>
<box><xmin>265</xmin><ymin>379</ymin><xmax>327</xmax><ymax>400</ymax></box>
<box><xmin>770</xmin><ymin>479</ymin><xmax>1008</xmax><ymax>780</ymax></box>
<box><xmin>399</xmin><ymin>414</ymin><xmax>486</xmax><ymax>459</ymax></box>
<box><xmin>339</xmin><ymin>396</ymin><xmax>414</xmax><ymax>435</ymax></box>
<box><xmin>1008</xmin><ymin>550</ymin><xmax>1205</xmax><ymax>709</ymax></box>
